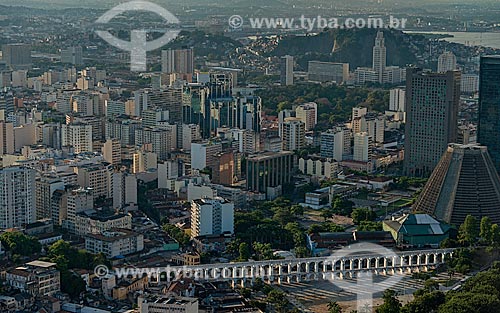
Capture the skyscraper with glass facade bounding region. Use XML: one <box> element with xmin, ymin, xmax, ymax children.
<box><xmin>478</xmin><ymin>56</ymin><xmax>500</xmax><ymax>174</ymax></box>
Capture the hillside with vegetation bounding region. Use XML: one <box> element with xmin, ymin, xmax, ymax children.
<box><xmin>266</xmin><ymin>28</ymin><xmax>421</xmax><ymax>70</ymax></box>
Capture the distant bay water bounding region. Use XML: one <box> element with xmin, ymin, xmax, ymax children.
<box><xmin>405</xmin><ymin>31</ymin><xmax>500</xmax><ymax>50</ymax></box>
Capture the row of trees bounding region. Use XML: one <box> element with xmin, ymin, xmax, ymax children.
<box><xmin>232</xmin><ymin>198</ymin><xmax>309</xmax><ymax>260</ymax></box>
<box><xmin>372</xmin><ymin>266</ymin><xmax>500</xmax><ymax>313</ymax></box>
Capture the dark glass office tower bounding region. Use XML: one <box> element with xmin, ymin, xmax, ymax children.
<box><xmin>478</xmin><ymin>56</ymin><xmax>500</xmax><ymax>174</ymax></box>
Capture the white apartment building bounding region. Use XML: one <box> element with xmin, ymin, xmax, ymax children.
<box><xmin>85</xmin><ymin>229</ymin><xmax>144</xmax><ymax>258</ymax></box>
<box><xmin>0</xmin><ymin>166</ymin><xmax>36</xmax><ymax>229</ymax></box>
<box><xmin>353</xmin><ymin>132</ymin><xmax>373</xmax><ymax>162</ymax></box>
<box><xmin>191</xmin><ymin>198</ymin><xmax>234</xmax><ymax>238</ymax></box>
<box><xmin>282</xmin><ymin>117</ymin><xmax>305</xmax><ymax>151</ymax></box>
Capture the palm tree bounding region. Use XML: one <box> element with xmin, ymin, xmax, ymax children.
<box><xmin>327</xmin><ymin>300</ymin><xmax>343</xmax><ymax>313</ymax></box>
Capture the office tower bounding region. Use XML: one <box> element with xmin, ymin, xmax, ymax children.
<box><xmin>191</xmin><ymin>197</ymin><xmax>234</xmax><ymax>238</ymax></box>
<box><xmin>389</xmin><ymin>88</ymin><xmax>406</xmax><ymax>112</ymax></box>
<box><xmin>404</xmin><ymin>68</ymin><xmax>460</xmax><ymax>177</ymax></box>
<box><xmin>201</xmin><ymin>73</ymin><xmax>233</xmax><ymax>138</ymax></box>
<box><xmin>372</xmin><ymin>31</ymin><xmax>387</xmax><ymax>83</ymax></box>
<box><xmin>161</xmin><ymin>48</ymin><xmax>194</xmax><ymax>74</ymax></box>
<box><xmin>320</xmin><ymin>127</ymin><xmax>349</xmax><ymax>161</ymax></box>
<box><xmin>61</xmin><ymin>46</ymin><xmax>83</xmax><ymax>65</ymax></box>
<box><xmin>0</xmin><ymin>122</ymin><xmax>14</xmax><ymax>155</ymax></box>
<box><xmin>102</xmin><ymin>138</ymin><xmax>121</xmax><ymax>165</ymax></box>
<box><xmin>307</xmin><ymin>61</ymin><xmax>349</xmax><ymax>83</ymax></box>
<box><xmin>61</xmin><ymin>123</ymin><xmax>93</xmax><ymax>154</ymax></box>
<box><xmin>246</xmin><ymin>151</ymin><xmax>294</xmax><ymax>194</ymax></box>
<box><xmin>280</xmin><ymin>55</ymin><xmax>294</xmax><ymax>86</ymax></box>
<box><xmin>295</xmin><ymin>102</ymin><xmax>317</xmax><ymax>131</ymax></box>
<box><xmin>2</xmin><ymin>43</ymin><xmax>32</xmax><ymax>70</ymax></box>
<box><xmin>437</xmin><ymin>51</ymin><xmax>457</xmax><ymax>73</ymax></box>
<box><xmin>282</xmin><ymin>117</ymin><xmax>305</xmax><ymax>151</ymax></box>
<box><xmin>35</xmin><ymin>176</ymin><xmax>65</xmax><ymax>220</ymax></box>
<box><xmin>413</xmin><ymin>144</ymin><xmax>500</xmax><ymax>226</ymax></box>
<box><xmin>353</xmin><ymin>132</ymin><xmax>373</xmax><ymax>162</ymax></box>
<box><xmin>191</xmin><ymin>141</ymin><xmax>223</xmax><ymax>170</ymax></box>
<box><xmin>0</xmin><ymin>166</ymin><xmax>36</xmax><ymax>229</ymax></box>
<box><xmin>478</xmin><ymin>56</ymin><xmax>500</xmax><ymax>174</ymax></box>
<box><xmin>135</xmin><ymin>88</ymin><xmax>183</xmax><ymax>124</ymax></box>
<box><xmin>112</xmin><ymin>172</ymin><xmax>137</xmax><ymax>210</ymax></box>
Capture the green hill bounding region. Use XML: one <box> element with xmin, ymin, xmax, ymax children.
<box><xmin>270</xmin><ymin>28</ymin><xmax>418</xmax><ymax>70</ymax></box>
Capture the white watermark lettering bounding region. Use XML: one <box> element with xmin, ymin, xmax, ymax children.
<box><xmin>229</xmin><ymin>15</ymin><xmax>407</xmax><ymax>31</ymax></box>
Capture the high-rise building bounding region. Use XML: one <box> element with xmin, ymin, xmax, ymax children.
<box><xmin>0</xmin><ymin>167</ymin><xmax>36</xmax><ymax>229</ymax></box>
<box><xmin>63</xmin><ymin>188</ymin><xmax>94</xmax><ymax>233</ymax></box>
<box><xmin>102</xmin><ymin>138</ymin><xmax>121</xmax><ymax>165</ymax></box>
<box><xmin>2</xmin><ymin>44</ymin><xmax>32</xmax><ymax>70</ymax></box>
<box><xmin>35</xmin><ymin>176</ymin><xmax>65</xmax><ymax>221</ymax></box>
<box><xmin>478</xmin><ymin>56</ymin><xmax>500</xmax><ymax>174</ymax></box>
<box><xmin>246</xmin><ymin>151</ymin><xmax>294</xmax><ymax>194</ymax></box>
<box><xmin>280</xmin><ymin>55</ymin><xmax>294</xmax><ymax>86</ymax></box>
<box><xmin>373</xmin><ymin>31</ymin><xmax>387</xmax><ymax>83</ymax></box>
<box><xmin>389</xmin><ymin>88</ymin><xmax>406</xmax><ymax>112</ymax></box>
<box><xmin>282</xmin><ymin>117</ymin><xmax>305</xmax><ymax>151</ymax></box>
<box><xmin>74</xmin><ymin>164</ymin><xmax>113</xmax><ymax>200</ymax></box>
<box><xmin>437</xmin><ymin>51</ymin><xmax>457</xmax><ymax>73</ymax></box>
<box><xmin>61</xmin><ymin>46</ymin><xmax>83</xmax><ymax>65</ymax></box>
<box><xmin>161</xmin><ymin>48</ymin><xmax>194</xmax><ymax>74</ymax></box>
<box><xmin>320</xmin><ymin>127</ymin><xmax>350</xmax><ymax>161</ymax></box>
<box><xmin>112</xmin><ymin>172</ymin><xmax>137</xmax><ymax>210</ymax></box>
<box><xmin>190</xmin><ymin>141</ymin><xmax>223</xmax><ymax>170</ymax></box>
<box><xmin>135</xmin><ymin>88</ymin><xmax>183</xmax><ymax>124</ymax></box>
<box><xmin>404</xmin><ymin>68</ymin><xmax>460</xmax><ymax>177</ymax></box>
<box><xmin>0</xmin><ymin>122</ymin><xmax>14</xmax><ymax>155</ymax></box>
<box><xmin>413</xmin><ymin>144</ymin><xmax>500</xmax><ymax>226</ymax></box>
<box><xmin>61</xmin><ymin>123</ymin><xmax>93</xmax><ymax>154</ymax></box>
<box><xmin>295</xmin><ymin>102</ymin><xmax>317</xmax><ymax>131</ymax></box>
<box><xmin>353</xmin><ymin>132</ymin><xmax>373</xmax><ymax>162</ymax></box>
<box><xmin>191</xmin><ymin>197</ymin><xmax>234</xmax><ymax>238</ymax></box>
<box><xmin>135</xmin><ymin>127</ymin><xmax>176</xmax><ymax>160</ymax></box>
<box><xmin>460</xmin><ymin>74</ymin><xmax>479</xmax><ymax>94</ymax></box>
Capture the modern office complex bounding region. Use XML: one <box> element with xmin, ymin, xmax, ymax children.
<box><xmin>478</xmin><ymin>55</ymin><xmax>500</xmax><ymax>174</ymax></box>
<box><xmin>404</xmin><ymin>68</ymin><xmax>460</xmax><ymax>177</ymax></box>
<box><xmin>246</xmin><ymin>151</ymin><xmax>294</xmax><ymax>194</ymax></box>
